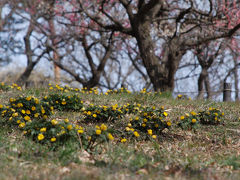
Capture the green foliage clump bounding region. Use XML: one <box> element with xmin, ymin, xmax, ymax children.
<box><xmin>176</xmin><ymin>94</ymin><xmax>191</xmax><ymax>100</ymax></box>
<box><xmin>85</xmin><ymin>124</ymin><xmax>115</xmax><ymax>150</ymax></box>
<box><xmin>178</xmin><ymin>108</ymin><xmax>224</xmax><ymax>130</ymax></box>
<box><xmin>125</xmin><ymin>106</ymin><xmax>171</xmax><ymax>140</ymax></box>
<box><xmin>0</xmin><ymin>82</ymin><xmax>22</xmax><ymax>91</ymax></box>
<box><xmin>0</xmin><ymin>96</ymin><xmax>53</xmax><ymax>128</ymax></box>
<box><xmin>23</xmin><ymin>118</ymin><xmax>81</xmax><ymax>146</ymax></box>
<box><xmin>82</xmin><ymin>104</ymin><xmax>123</xmax><ymax>123</ymax></box>
<box><xmin>9</xmin><ymin>96</ymin><xmax>53</xmax><ymax>119</ymax></box>
<box><xmin>43</xmin><ymin>93</ymin><xmax>83</xmax><ymax>111</ymax></box>
<box><xmin>121</xmin><ymin>103</ymin><xmax>142</xmax><ymax>114</ymax></box>
<box><xmin>177</xmin><ymin>111</ymin><xmax>200</xmax><ymax>130</ymax></box>
<box><xmin>0</xmin><ymin>82</ymin><xmax>10</xmax><ymax>91</ymax></box>
<box><xmin>105</xmin><ymin>87</ymin><xmax>131</xmax><ymax>95</ymax></box>
<box><xmin>198</xmin><ymin>107</ymin><xmax>224</xmax><ymax>125</ymax></box>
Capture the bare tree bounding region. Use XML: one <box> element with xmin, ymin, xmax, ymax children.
<box><xmin>195</xmin><ymin>42</ymin><xmax>223</xmax><ymax>99</ymax></box>
<box><xmin>70</xmin><ymin>0</ymin><xmax>240</xmax><ymax>91</ymax></box>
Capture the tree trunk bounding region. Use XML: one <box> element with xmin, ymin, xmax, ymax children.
<box><xmin>197</xmin><ymin>68</ymin><xmax>207</xmax><ymax>99</ymax></box>
<box><xmin>17</xmin><ymin>63</ymin><xmax>35</xmax><ymax>85</ymax></box>
<box><xmin>134</xmin><ymin>21</ymin><xmax>183</xmax><ymax>92</ymax></box>
<box><xmin>204</xmin><ymin>74</ymin><xmax>212</xmax><ymax>99</ymax></box>
<box><xmin>234</xmin><ymin>56</ymin><xmax>239</xmax><ymax>101</ymax></box>
<box><xmin>16</xmin><ymin>21</ymin><xmax>36</xmax><ymax>86</ymax></box>
<box><xmin>48</xmin><ymin>2</ymin><xmax>60</xmax><ymax>84</ymax></box>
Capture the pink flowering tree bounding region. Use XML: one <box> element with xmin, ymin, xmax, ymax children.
<box><xmin>57</xmin><ymin>0</ymin><xmax>240</xmax><ymax>91</ymax></box>
<box><xmin>2</xmin><ymin>0</ymin><xmax>240</xmax><ymax>91</ymax></box>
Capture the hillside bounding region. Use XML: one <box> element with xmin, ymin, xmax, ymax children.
<box><xmin>0</xmin><ymin>84</ymin><xmax>240</xmax><ymax>180</ymax></box>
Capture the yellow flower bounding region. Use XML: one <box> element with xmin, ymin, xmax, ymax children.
<box><xmin>64</xmin><ymin>118</ymin><xmax>69</xmax><ymax>123</ymax></box>
<box><xmin>125</xmin><ymin>127</ymin><xmax>130</xmax><ymax>131</ymax></box>
<box><xmin>26</xmin><ymin>110</ymin><xmax>31</xmax><ymax>114</ymax></box>
<box><xmin>192</xmin><ymin>119</ymin><xmax>197</xmax><ymax>123</ymax></box>
<box><xmin>96</xmin><ymin>129</ymin><xmax>101</xmax><ymax>135</ymax></box>
<box><xmin>121</xmin><ymin>138</ymin><xmax>127</xmax><ymax>143</ymax></box>
<box><xmin>0</xmin><ymin>104</ymin><xmax>3</xmax><ymax>109</ymax></box>
<box><xmin>19</xmin><ymin>122</ymin><xmax>25</xmax><ymax>128</ymax></box>
<box><xmin>87</xmin><ymin>111</ymin><xmax>92</xmax><ymax>116</ymax></box>
<box><xmin>34</xmin><ymin>113</ymin><xmax>39</xmax><ymax>118</ymax></box>
<box><xmin>31</xmin><ymin>106</ymin><xmax>36</xmax><ymax>111</ymax></box>
<box><xmin>108</xmin><ymin>133</ymin><xmax>114</xmax><ymax>140</ymax></box>
<box><xmin>24</xmin><ymin>115</ymin><xmax>31</xmax><ymax>121</ymax></box>
<box><xmin>51</xmin><ymin>137</ymin><xmax>56</xmax><ymax>142</ymax></box>
<box><xmin>93</xmin><ymin>114</ymin><xmax>97</xmax><ymax>118</ymax></box>
<box><xmin>78</xmin><ymin>129</ymin><xmax>84</xmax><ymax>134</ymax></box>
<box><xmin>152</xmin><ymin>106</ymin><xmax>156</xmax><ymax>110</ymax></box>
<box><xmin>35</xmin><ymin>99</ymin><xmax>39</xmax><ymax>104</ymax></box>
<box><xmin>11</xmin><ymin>108</ymin><xmax>16</xmax><ymax>112</ymax></box>
<box><xmin>163</xmin><ymin>112</ymin><xmax>168</xmax><ymax>117</ymax></box>
<box><xmin>127</xmin><ymin>123</ymin><xmax>132</xmax><ymax>127</ymax></box>
<box><xmin>17</xmin><ymin>120</ymin><xmax>21</xmax><ymax>124</ymax></box>
<box><xmin>21</xmin><ymin>110</ymin><xmax>26</xmax><ymax>114</ymax></box>
<box><xmin>135</xmin><ymin>116</ymin><xmax>139</xmax><ymax>120</ymax></box>
<box><xmin>147</xmin><ymin>129</ymin><xmax>153</xmax><ymax>136</ymax></box>
<box><xmin>167</xmin><ymin>121</ymin><xmax>172</xmax><ymax>126</ymax></box>
<box><xmin>133</xmin><ymin>131</ymin><xmax>140</xmax><ymax>137</ymax></box>
<box><xmin>23</xmin><ymin>131</ymin><xmax>27</xmax><ymax>135</ymax></box>
<box><xmin>177</xmin><ymin>94</ymin><xmax>182</xmax><ymax>98</ymax></box>
<box><xmin>190</xmin><ymin>111</ymin><xmax>197</xmax><ymax>116</ymax></box>
<box><xmin>38</xmin><ymin>133</ymin><xmax>44</xmax><ymax>141</ymax></box>
<box><xmin>9</xmin><ymin>98</ymin><xmax>16</xmax><ymax>103</ymax></box>
<box><xmin>143</xmin><ymin>118</ymin><xmax>148</xmax><ymax>123</ymax></box>
<box><xmin>12</xmin><ymin>112</ymin><xmax>18</xmax><ymax>117</ymax></box>
<box><xmin>9</xmin><ymin>117</ymin><xmax>12</xmax><ymax>121</ymax></box>
<box><xmin>41</xmin><ymin>108</ymin><xmax>45</xmax><ymax>114</ymax></box>
<box><xmin>51</xmin><ymin>119</ymin><xmax>58</xmax><ymax>125</ymax></box>
<box><xmin>40</xmin><ymin>127</ymin><xmax>47</xmax><ymax>132</ymax></box>
<box><xmin>67</xmin><ymin>124</ymin><xmax>73</xmax><ymax>130</ymax></box>
<box><xmin>100</xmin><ymin>124</ymin><xmax>107</xmax><ymax>131</ymax></box>
<box><xmin>152</xmin><ymin>135</ymin><xmax>157</xmax><ymax>139</ymax></box>
<box><xmin>62</xmin><ymin>101</ymin><xmax>66</xmax><ymax>105</ymax></box>
<box><xmin>180</xmin><ymin>116</ymin><xmax>185</xmax><ymax>120</ymax></box>
<box><xmin>26</xmin><ymin>96</ymin><xmax>32</xmax><ymax>101</ymax></box>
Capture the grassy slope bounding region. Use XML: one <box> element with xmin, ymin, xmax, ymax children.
<box><xmin>0</xmin><ymin>89</ymin><xmax>240</xmax><ymax>180</ymax></box>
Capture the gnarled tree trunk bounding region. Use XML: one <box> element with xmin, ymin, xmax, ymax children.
<box><xmin>134</xmin><ymin>20</ymin><xmax>184</xmax><ymax>91</ymax></box>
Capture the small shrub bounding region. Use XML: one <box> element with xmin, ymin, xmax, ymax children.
<box><xmin>43</xmin><ymin>93</ymin><xmax>83</xmax><ymax>111</ymax></box>
<box><xmin>9</xmin><ymin>96</ymin><xmax>53</xmax><ymax>120</ymax></box>
<box><xmin>177</xmin><ymin>111</ymin><xmax>200</xmax><ymax>130</ymax></box>
<box><xmin>105</xmin><ymin>87</ymin><xmax>131</xmax><ymax>95</ymax></box>
<box><xmin>126</xmin><ymin>106</ymin><xmax>171</xmax><ymax>140</ymax></box>
<box><xmin>82</xmin><ymin>104</ymin><xmax>123</xmax><ymax>123</ymax></box>
<box><xmin>0</xmin><ymin>82</ymin><xmax>22</xmax><ymax>91</ymax></box>
<box><xmin>198</xmin><ymin>107</ymin><xmax>224</xmax><ymax>125</ymax></box>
